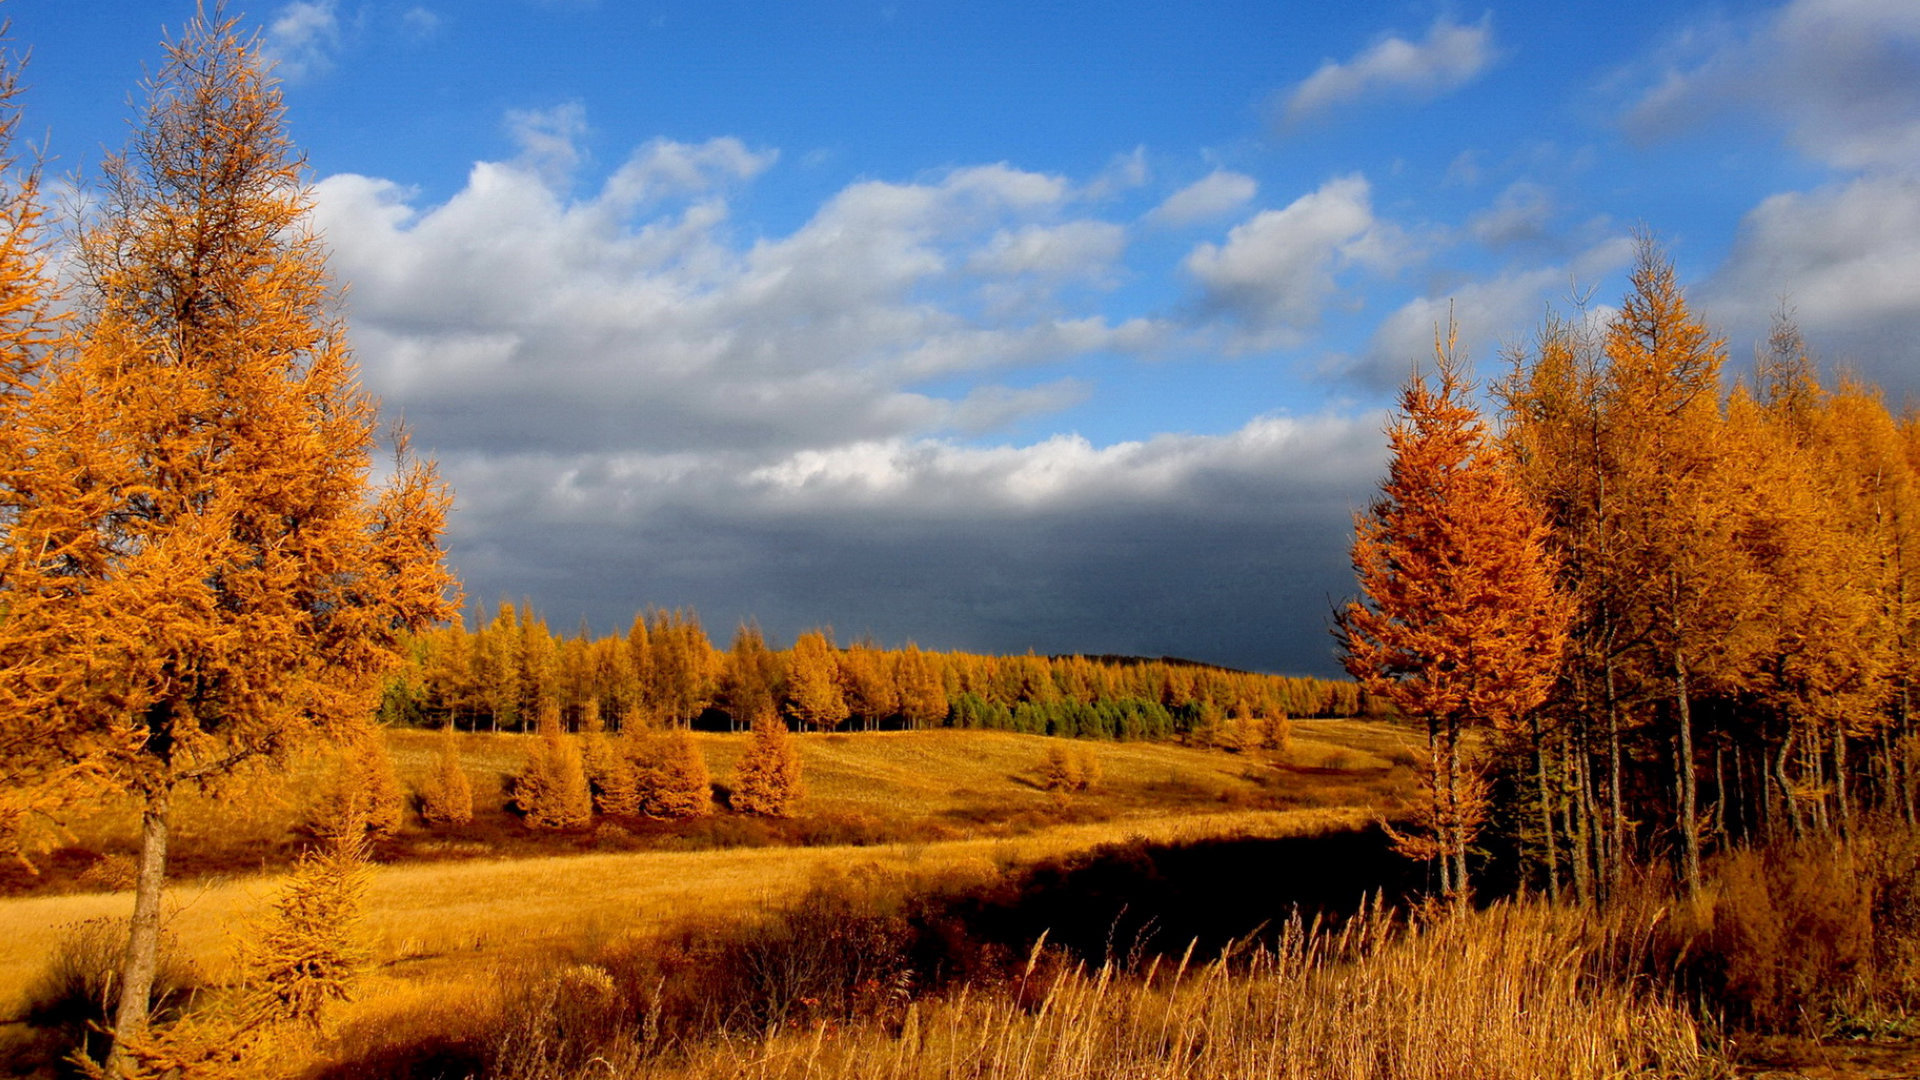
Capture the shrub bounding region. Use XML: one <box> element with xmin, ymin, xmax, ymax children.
<box><xmin>26</xmin><ymin>917</ymin><xmax>199</xmax><ymax>1056</ymax></box>
<box><xmin>1702</xmin><ymin>842</ymin><xmax>1874</xmax><ymax>1033</ymax></box>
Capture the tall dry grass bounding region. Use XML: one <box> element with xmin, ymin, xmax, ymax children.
<box><xmin>391</xmin><ymin>898</ymin><xmax>1723</xmax><ymax>1080</ymax></box>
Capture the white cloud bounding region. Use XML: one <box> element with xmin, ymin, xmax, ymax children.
<box><xmin>1357</xmin><ymin>237</ymin><xmax>1635</xmax><ymax>389</ymax></box>
<box><xmin>1148</xmin><ymin>171</ymin><xmax>1258</xmax><ymax>226</ymax></box>
<box><xmin>1467</xmin><ymin>181</ymin><xmax>1555</xmax><ymax>250</ymax></box>
<box><xmin>402</xmin><ymin>7</ymin><xmax>442</xmax><ymax>38</ymax></box>
<box><xmin>741</xmin><ymin>412</ymin><xmax>1383</xmax><ymax>513</ymax></box>
<box><xmin>312</xmin><ymin>145</ymin><xmax>1152</xmax><ymax>463</ymax></box>
<box><xmin>1280</xmin><ymin>15</ymin><xmax>1496</xmax><ymax>127</ymax></box>
<box><xmin>505</xmin><ymin>103</ymin><xmax>591</xmax><ymax>187</ymax></box>
<box><xmin>967</xmin><ymin>222</ymin><xmax>1128</xmax><ymax>280</ymax></box>
<box><xmin>1622</xmin><ymin>0</ymin><xmax>1920</xmax><ymax>171</ymax></box>
<box><xmin>1702</xmin><ymin>175</ymin><xmax>1920</xmax><ymax>389</ymax></box>
<box><xmin>1183</xmin><ymin>175</ymin><xmax>1403</xmax><ymax>346</ymax></box>
<box><xmin>602</xmin><ymin>137</ymin><xmax>777</xmax><ymax>207</ymax></box>
<box><xmin>265</xmin><ymin>1</ymin><xmax>341</xmax><ymax>81</ymax></box>
<box><xmin>1082</xmin><ymin>146</ymin><xmax>1150</xmax><ymax>200</ymax></box>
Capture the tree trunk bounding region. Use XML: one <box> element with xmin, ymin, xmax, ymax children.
<box><xmin>1430</xmin><ymin>719</ymin><xmax>1451</xmax><ymax>898</ymax></box>
<box><xmin>106</xmin><ymin>782</ymin><xmax>172</xmax><ymax>1077</ymax></box>
<box><xmin>1774</xmin><ymin>729</ymin><xmax>1804</xmax><ymax>841</ymax></box>
<box><xmin>1446</xmin><ymin>719</ymin><xmax>1468</xmax><ymax>906</ymax></box>
<box><xmin>1713</xmin><ymin>743</ymin><xmax>1728</xmax><ymax>847</ymax></box>
<box><xmin>1605</xmin><ymin>659</ymin><xmax>1625</xmax><ymax>886</ymax></box>
<box><xmin>1571</xmin><ymin>731</ymin><xmax>1595</xmax><ymax>904</ymax></box>
<box><xmin>1674</xmin><ymin>648</ymin><xmax>1702</xmax><ymax>892</ymax></box>
<box><xmin>1832</xmin><ymin>722</ymin><xmax>1851</xmax><ymax>838</ymax></box>
<box><xmin>1533</xmin><ymin>714</ymin><xmax>1560</xmax><ymax>902</ymax></box>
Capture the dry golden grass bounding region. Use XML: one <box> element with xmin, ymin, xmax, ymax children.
<box><xmin>626</xmin><ymin>904</ymin><xmax>1723</xmax><ymax>1080</ymax></box>
<box><xmin>0</xmin><ymin>806</ymin><xmax>1367</xmax><ymax>1022</ymax></box>
<box><xmin>1</xmin><ymin>723</ymin><xmax>1409</xmax><ymax>1030</ymax></box>
<box><xmin>370</xmin><ymin>898</ymin><xmax>1723</xmax><ymax>1080</ymax></box>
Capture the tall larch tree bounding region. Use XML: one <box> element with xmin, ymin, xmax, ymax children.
<box><xmin>0</xmin><ymin>14</ymin><xmax>457</xmax><ymax>1069</ymax></box>
<box><xmin>719</xmin><ymin>622</ymin><xmax>781</xmax><ymax>731</ymax></box>
<box><xmin>1338</xmin><ymin>321</ymin><xmax>1570</xmax><ymax>903</ymax></box>
<box><xmin>0</xmin><ymin>27</ymin><xmax>71</xmax><ymax>867</ymax></box>
<box><xmin>895</xmin><ymin>644</ymin><xmax>949</xmax><ymax>731</ymax></box>
<box><xmin>785</xmin><ymin>629</ymin><xmax>850</xmax><ymax>731</ymax></box>
<box><xmin>1600</xmin><ymin>241</ymin><xmax>1755</xmax><ymax>890</ymax></box>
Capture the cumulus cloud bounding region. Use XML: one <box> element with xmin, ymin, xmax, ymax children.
<box><xmin>264</xmin><ymin>0</ymin><xmax>341</xmax><ymax>81</ymax></box>
<box><xmin>1280</xmin><ymin>15</ymin><xmax>1496</xmax><ymax>127</ymax></box>
<box><xmin>1468</xmin><ymin>181</ymin><xmax>1555</xmax><ymax>251</ymax></box>
<box><xmin>1622</xmin><ymin>0</ymin><xmax>1920</xmax><ymax>171</ymax></box>
<box><xmin>1148</xmin><ymin>171</ymin><xmax>1258</xmax><ymax>227</ymax></box>
<box><xmin>430</xmin><ymin>412</ymin><xmax>1387</xmax><ymax>672</ymax></box>
<box><xmin>1183</xmin><ymin>175</ymin><xmax>1404</xmax><ymax>347</ymax></box>
<box><xmin>1354</xmin><ymin>236</ymin><xmax>1634</xmax><ymax>389</ymax></box>
<box><xmin>311</xmin><ymin>134</ymin><xmax>1159</xmax><ymax>456</ymax></box>
<box><xmin>600</xmin><ymin>137</ymin><xmax>777</xmax><ymax>207</ymax></box>
<box><xmin>967</xmin><ymin>222</ymin><xmax>1128</xmax><ymax>280</ymax></box>
<box><xmin>1701</xmin><ymin>175</ymin><xmax>1920</xmax><ymax>394</ymax></box>
<box><xmin>308</xmin><ymin>128</ymin><xmax>1389</xmax><ymax>672</ymax></box>
<box><xmin>505</xmin><ymin>103</ymin><xmax>591</xmax><ymax>186</ymax></box>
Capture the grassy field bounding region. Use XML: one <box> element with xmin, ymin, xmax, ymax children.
<box><xmin>0</xmin><ymin>721</ymin><xmax>1414</xmax><ymax>1026</ymax></box>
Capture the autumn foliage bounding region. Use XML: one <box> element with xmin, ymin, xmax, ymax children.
<box><xmin>0</xmin><ymin>13</ymin><xmax>457</xmax><ymax>1068</ymax></box>
<box><xmin>731</xmin><ymin>710</ymin><xmax>805</xmax><ymax>817</ymax></box>
<box><xmin>1346</xmin><ymin>238</ymin><xmax>1920</xmax><ymax>901</ymax></box>
<box><xmin>418</xmin><ymin>729</ymin><xmax>475</xmax><ymax>827</ymax></box>
<box><xmin>1339</xmin><ymin>321</ymin><xmax>1570</xmax><ymax>900</ymax></box>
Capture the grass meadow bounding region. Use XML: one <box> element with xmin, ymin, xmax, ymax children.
<box><xmin>8</xmin><ymin>719</ymin><xmax>1913</xmax><ymax>1078</ymax></box>
<box><xmin>1</xmin><ymin>721</ymin><xmax>1415</xmax><ymax>1074</ymax></box>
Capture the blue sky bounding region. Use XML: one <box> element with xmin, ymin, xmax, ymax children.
<box><xmin>10</xmin><ymin>1</ymin><xmax>1920</xmax><ymax>674</ymax></box>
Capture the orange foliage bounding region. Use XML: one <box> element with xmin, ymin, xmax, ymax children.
<box><xmin>1339</xmin><ymin>320</ymin><xmax>1570</xmax><ymax>899</ymax></box>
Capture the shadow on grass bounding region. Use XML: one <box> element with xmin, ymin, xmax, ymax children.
<box><xmin>951</xmin><ymin>823</ymin><xmax>1420</xmax><ymax>965</ymax></box>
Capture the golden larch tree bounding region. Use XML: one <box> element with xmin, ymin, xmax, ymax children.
<box><xmin>0</xmin><ymin>27</ymin><xmax>72</xmax><ymax>869</ymax></box>
<box><xmin>732</xmin><ymin>707</ymin><xmax>804</xmax><ymax>816</ymax></box>
<box><xmin>0</xmin><ymin>17</ymin><xmax>459</xmax><ymax>1065</ymax></box>
<box><xmin>1337</xmin><ymin>321</ymin><xmax>1570</xmax><ymax>902</ymax></box>
<box><xmin>1599</xmin><ymin>241</ymin><xmax>1754</xmax><ymax>890</ymax></box>
<box><xmin>785</xmin><ymin>629</ymin><xmax>850</xmax><ymax>731</ymax></box>
<box><xmin>418</xmin><ymin>726</ymin><xmax>475</xmax><ymax>827</ymax></box>
<box><xmin>719</xmin><ymin>622</ymin><xmax>782</xmax><ymax>731</ymax></box>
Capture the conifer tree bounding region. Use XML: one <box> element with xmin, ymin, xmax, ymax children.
<box><xmin>1338</xmin><ymin>321</ymin><xmax>1570</xmax><ymax>902</ymax></box>
<box><xmin>732</xmin><ymin>708</ymin><xmax>804</xmax><ymax>816</ymax></box>
<box><xmin>310</xmin><ymin>729</ymin><xmax>405</xmax><ymax>841</ymax></box>
<box><xmin>1600</xmin><ymin>242</ymin><xmax>1752</xmax><ymax>889</ymax></box>
<box><xmin>418</xmin><ymin>727</ymin><xmax>474</xmax><ymax>827</ymax></box>
<box><xmin>630</xmin><ymin>728</ymin><xmax>713</xmax><ymax>818</ymax></box>
<box><xmin>0</xmin><ymin>16</ymin><xmax>457</xmax><ymax>1064</ymax></box>
<box><xmin>719</xmin><ymin>622</ymin><xmax>782</xmax><ymax>731</ymax></box>
<box><xmin>513</xmin><ymin>704</ymin><xmax>593</xmax><ymax>829</ymax></box>
<box><xmin>785</xmin><ymin>629</ymin><xmax>850</xmax><ymax>731</ymax></box>
<box><xmin>895</xmin><ymin>644</ymin><xmax>950</xmax><ymax>730</ymax></box>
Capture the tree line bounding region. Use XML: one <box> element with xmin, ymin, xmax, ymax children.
<box><xmin>1342</xmin><ymin>238</ymin><xmax>1920</xmax><ymax>902</ymax></box>
<box><xmin>378</xmin><ymin>605</ymin><xmax>1365</xmax><ymax>740</ymax></box>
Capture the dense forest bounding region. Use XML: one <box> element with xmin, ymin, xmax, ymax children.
<box><xmin>377</xmin><ymin>608</ymin><xmax>1366</xmax><ymax>740</ymax></box>
<box><xmin>1342</xmin><ymin>241</ymin><xmax>1920</xmax><ymax>901</ymax></box>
